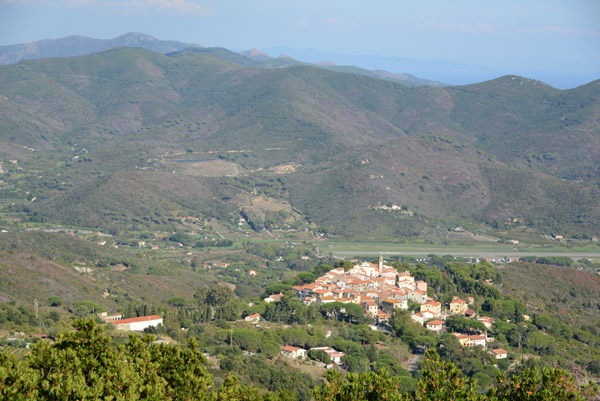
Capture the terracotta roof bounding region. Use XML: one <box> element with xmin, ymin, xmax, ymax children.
<box><xmin>281</xmin><ymin>346</ymin><xmax>301</xmax><ymax>352</ymax></box>
<box><xmin>383</xmin><ymin>299</ymin><xmax>402</xmax><ymax>304</ymax></box>
<box><xmin>451</xmin><ymin>299</ymin><xmax>466</xmax><ymax>304</ymax></box>
<box><xmin>490</xmin><ymin>348</ymin><xmax>507</xmax><ymax>355</ymax></box>
<box><xmin>426</xmin><ymin>320</ymin><xmax>445</xmax><ymax>326</ymax></box>
<box><xmin>112</xmin><ymin>315</ymin><xmax>162</xmax><ymax>325</ymax></box>
<box><xmin>469</xmin><ymin>335</ymin><xmax>486</xmax><ymax>340</ymax></box>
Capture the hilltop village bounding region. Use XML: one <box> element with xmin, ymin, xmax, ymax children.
<box><xmin>292</xmin><ymin>255</ymin><xmax>423</xmax><ymax>324</ymax></box>
<box><xmin>281</xmin><ymin>255</ymin><xmax>505</xmax><ymax>361</ymax></box>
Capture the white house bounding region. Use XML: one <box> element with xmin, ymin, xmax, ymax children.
<box><xmin>469</xmin><ymin>335</ymin><xmax>487</xmax><ymax>348</ymax></box>
<box><xmin>489</xmin><ymin>348</ymin><xmax>508</xmax><ymax>359</ymax></box>
<box><xmin>281</xmin><ymin>346</ymin><xmax>306</xmax><ymax>359</ymax></box>
<box><xmin>264</xmin><ymin>293</ymin><xmax>284</xmax><ymax>303</ymax></box>
<box><xmin>411</xmin><ymin>312</ymin><xmax>427</xmax><ymax>325</ymax></box>
<box><xmin>311</xmin><ymin>347</ymin><xmax>345</xmax><ymax>364</ymax></box>
<box><xmin>425</xmin><ymin>320</ymin><xmax>445</xmax><ymax>333</ymax></box>
<box><xmin>477</xmin><ymin>316</ymin><xmax>496</xmax><ymax>329</ymax></box>
<box><xmin>244</xmin><ymin>314</ymin><xmax>261</xmax><ymax>323</ymax></box>
<box><xmin>111</xmin><ymin>315</ymin><xmax>163</xmax><ymax>331</ymax></box>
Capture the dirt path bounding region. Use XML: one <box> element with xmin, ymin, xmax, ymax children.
<box><xmin>407</xmin><ymin>354</ymin><xmax>422</xmax><ymax>373</ymax></box>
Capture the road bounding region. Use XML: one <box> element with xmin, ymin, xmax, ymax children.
<box><xmin>331</xmin><ymin>250</ymin><xmax>600</xmax><ymax>260</ymax></box>
<box><xmin>407</xmin><ymin>354</ymin><xmax>422</xmax><ymax>373</ymax></box>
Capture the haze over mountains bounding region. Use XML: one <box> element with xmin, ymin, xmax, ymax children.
<box><xmin>0</xmin><ymin>33</ymin><xmax>445</xmax><ymax>88</ymax></box>
<box><xmin>0</xmin><ymin>32</ymin><xmax>200</xmax><ymax>65</ymax></box>
<box><xmin>2</xmin><ymin>32</ymin><xmax>596</xmax><ymax>88</ymax></box>
<box><xmin>0</xmin><ymin>39</ymin><xmax>599</xmax><ymax>240</ymax></box>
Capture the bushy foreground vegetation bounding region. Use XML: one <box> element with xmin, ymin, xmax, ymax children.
<box><xmin>313</xmin><ymin>350</ymin><xmax>597</xmax><ymax>401</ymax></box>
<box><xmin>0</xmin><ymin>320</ymin><xmax>596</xmax><ymax>400</ymax></box>
<box><xmin>0</xmin><ymin>320</ymin><xmax>292</xmax><ymax>401</ymax></box>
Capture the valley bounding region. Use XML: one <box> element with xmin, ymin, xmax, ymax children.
<box><xmin>0</xmin><ymin>40</ymin><xmax>599</xmax><ymax>400</ymax></box>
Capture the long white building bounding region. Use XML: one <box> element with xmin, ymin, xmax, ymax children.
<box><xmin>110</xmin><ymin>315</ymin><xmax>163</xmax><ymax>331</ymax></box>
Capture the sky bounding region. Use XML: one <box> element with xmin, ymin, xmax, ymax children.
<box><xmin>0</xmin><ymin>0</ymin><xmax>598</xmax><ymax>87</ymax></box>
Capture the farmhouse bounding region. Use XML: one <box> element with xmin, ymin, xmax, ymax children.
<box><xmin>264</xmin><ymin>293</ymin><xmax>284</xmax><ymax>303</ymax></box>
<box><xmin>311</xmin><ymin>347</ymin><xmax>345</xmax><ymax>364</ymax></box>
<box><xmin>110</xmin><ymin>315</ymin><xmax>163</xmax><ymax>331</ymax></box>
<box><xmin>281</xmin><ymin>346</ymin><xmax>306</xmax><ymax>359</ymax></box>
<box><xmin>489</xmin><ymin>348</ymin><xmax>508</xmax><ymax>359</ymax></box>
<box><xmin>244</xmin><ymin>314</ymin><xmax>261</xmax><ymax>323</ymax></box>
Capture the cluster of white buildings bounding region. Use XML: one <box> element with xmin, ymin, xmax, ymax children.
<box><xmin>293</xmin><ymin>256</ymin><xmax>429</xmax><ymax>324</ymax></box>
<box><xmin>410</xmin><ymin>296</ymin><xmax>472</xmax><ymax>327</ymax></box>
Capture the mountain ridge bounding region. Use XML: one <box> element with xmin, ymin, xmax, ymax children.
<box><xmin>0</xmin><ymin>47</ymin><xmax>599</xmax><ymax>239</ymax></box>
<box><xmin>1</xmin><ymin>33</ymin><xmax>447</xmax><ymax>87</ymax></box>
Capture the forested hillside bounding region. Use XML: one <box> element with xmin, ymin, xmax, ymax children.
<box><xmin>0</xmin><ymin>47</ymin><xmax>599</xmax><ymax>239</ymax></box>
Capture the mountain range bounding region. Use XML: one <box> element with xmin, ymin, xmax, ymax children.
<box><xmin>0</xmin><ymin>33</ymin><xmax>446</xmax><ymax>87</ymax></box>
<box><xmin>0</xmin><ymin>44</ymin><xmax>599</xmax><ymax>240</ymax></box>
<box><xmin>0</xmin><ymin>32</ymin><xmax>199</xmax><ymax>65</ymax></box>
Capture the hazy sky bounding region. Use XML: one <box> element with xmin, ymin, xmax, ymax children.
<box><xmin>1</xmin><ymin>0</ymin><xmax>598</xmax><ymax>84</ymax></box>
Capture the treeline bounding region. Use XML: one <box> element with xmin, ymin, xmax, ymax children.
<box><xmin>0</xmin><ymin>320</ymin><xmax>291</xmax><ymax>401</ymax></box>
<box><xmin>519</xmin><ymin>256</ymin><xmax>573</xmax><ymax>267</ymax></box>
<box><xmin>313</xmin><ymin>349</ymin><xmax>598</xmax><ymax>401</ymax></box>
<box><xmin>1</xmin><ymin>321</ymin><xmax>596</xmax><ymax>401</ymax></box>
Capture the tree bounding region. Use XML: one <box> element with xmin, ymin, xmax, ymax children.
<box><xmin>166</xmin><ymin>297</ymin><xmax>187</xmax><ymax>308</ymax></box>
<box><xmin>313</xmin><ymin>369</ymin><xmax>408</xmax><ymax>401</ymax></box>
<box><xmin>413</xmin><ymin>335</ymin><xmax>437</xmax><ymax>351</ymax></box>
<box><xmin>414</xmin><ymin>349</ymin><xmax>482</xmax><ymax>401</ymax></box>
<box><xmin>206</xmin><ymin>286</ymin><xmax>234</xmax><ymax>308</ymax></box>
<box><xmin>260</xmin><ymin>341</ymin><xmax>281</xmax><ymax>359</ymax></box>
<box><xmin>312</xmin><ymin>349</ymin><xmax>598</xmax><ymax>401</ymax></box>
<box><xmin>71</xmin><ymin>300</ymin><xmax>106</xmax><ymax>316</ymax></box>
<box><xmin>48</xmin><ymin>296</ymin><xmax>63</xmax><ymax>307</ymax></box>
<box><xmin>489</xmin><ymin>366</ymin><xmax>597</xmax><ymax>401</ymax></box>
<box><xmin>446</xmin><ymin>316</ymin><xmax>487</xmax><ymax>333</ymax></box>
<box><xmin>308</xmin><ymin>349</ymin><xmax>332</xmax><ymax>364</ymax></box>
<box><xmin>389</xmin><ymin>310</ymin><xmax>424</xmax><ymax>345</ymax></box>
<box><xmin>366</xmin><ymin>343</ymin><xmax>378</xmax><ymax>363</ymax></box>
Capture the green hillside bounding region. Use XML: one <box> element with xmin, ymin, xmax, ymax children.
<box><xmin>0</xmin><ymin>47</ymin><xmax>599</xmax><ymax>239</ymax></box>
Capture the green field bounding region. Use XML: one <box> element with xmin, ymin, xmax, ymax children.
<box><xmin>313</xmin><ymin>241</ymin><xmax>600</xmax><ymax>260</ymax></box>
